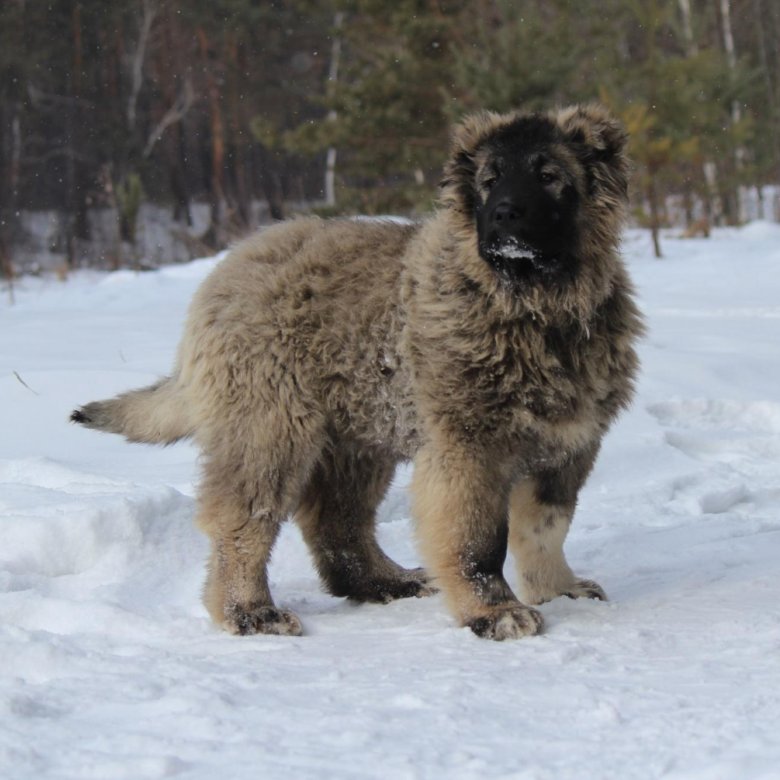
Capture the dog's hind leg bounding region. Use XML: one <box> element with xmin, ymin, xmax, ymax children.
<box><xmin>197</xmin><ymin>416</ymin><xmax>325</xmax><ymax>637</ymax></box>
<box><xmin>509</xmin><ymin>443</ymin><xmax>606</xmax><ymax>605</ymax></box>
<box><xmin>296</xmin><ymin>446</ymin><xmax>435</xmax><ymax>603</ymax></box>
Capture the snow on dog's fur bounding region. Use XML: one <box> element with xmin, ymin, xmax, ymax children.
<box><xmin>72</xmin><ymin>104</ymin><xmax>642</xmax><ymax>640</ymax></box>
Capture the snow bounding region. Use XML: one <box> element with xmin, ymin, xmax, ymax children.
<box><xmin>488</xmin><ymin>236</ymin><xmax>538</xmax><ymax>260</ymax></box>
<box><xmin>2</xmin><ymin>224</ymin><xmax>780</xmax><ymax>779</ymax></box>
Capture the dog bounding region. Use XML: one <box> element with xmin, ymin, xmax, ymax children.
<box><xmin>72</xmin><ymin>104</ymin><xmax>642</xmax><ymax>640</ymax></box>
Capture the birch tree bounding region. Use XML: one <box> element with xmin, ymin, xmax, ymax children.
<box><xmin>719</xmin><ymin>0</ymin><xmax>744</xmax><ymax>222</ymax></box>
<box><xmin>325</xmin><ymin>12</ymin><xmax>344</xmax><ymax>209</ymax></box>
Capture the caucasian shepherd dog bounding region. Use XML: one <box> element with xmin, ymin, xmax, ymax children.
<box><xmin>72</xmin><ymin>104</ymin><xmax>642</xmax><ymax>640</ymax></box>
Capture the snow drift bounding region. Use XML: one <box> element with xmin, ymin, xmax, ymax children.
<box><xmin>1</xmin><ymin>226</ymin><xmax>779</xmax><ymax>779</ymax></box>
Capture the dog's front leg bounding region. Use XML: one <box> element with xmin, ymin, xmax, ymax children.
<box><xmin>509</xmin><ymin>442</ymin><xmax>607</xmax><ymax>605</ymax></box>
<box><xmin>411</xmin><ymin>443</ymin><xmax>543</xmax><ymax>640</ymax></box>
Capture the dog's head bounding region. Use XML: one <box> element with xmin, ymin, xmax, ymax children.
<box><xmin>440</xmin><ymin>104</ymin><xmax>629</xmax><ymax>285</ymax></box>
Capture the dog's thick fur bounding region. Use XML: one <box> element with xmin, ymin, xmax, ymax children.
<box><xmin>72</xmin><ymin>104</ymin><xmax>642</xmax><ymax>640</ymax></box>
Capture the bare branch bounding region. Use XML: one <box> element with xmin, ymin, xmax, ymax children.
<box><xmin>13</xmin><ymin>371</ymin><xmax>38</xmax><ymax>395</ymax></box>
<box><xmin>27</xmin><ymin>83</ymin><xmax>94</xmax><ymax>111</ymax></box>
<box><xmin>127</xmin><ymin>0</ymin><xmax>159</xmax><ymax>131</ymax></box>
<box><xmin>142</xmin><ymin>78</ymin><xmax>195</xmax><ymax>158</ymax></box>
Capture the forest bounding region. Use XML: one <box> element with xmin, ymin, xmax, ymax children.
<box><xmin>1</xmin><ymin>0</ymin><xmax>778</xmax><ymax>275</ymax></box>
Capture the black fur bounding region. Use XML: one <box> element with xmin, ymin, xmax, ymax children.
<box><xmin>474</xmin><ymin>117</ymin><xmax>581</xmax><ymax>285</ymax></box>
<box><xmin>70</xmin><ymin>409</ymin><xmax>89</xmax><ymax>424</ymax></box>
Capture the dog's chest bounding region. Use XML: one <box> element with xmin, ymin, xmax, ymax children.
<box><xmin>431</xmin><ymin>316</ymin><xmax>611</xmax><ymax>446</ymax></box>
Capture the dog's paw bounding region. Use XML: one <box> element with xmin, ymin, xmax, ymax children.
<box><xmin>224</xmin><ymin>605</ymin><xmax>303</xmax><ymax>637</ymax></box>
<box><xmin>521</xmin><ymin>575</ymin><xmax>607</xmax><ymax>605</ymax></box>
<box><xmin>564</xmin><ymin>579</ymin><xmax>607</xmax><ymax>601</ymax></box>
<box><xmin>466</xmin><ymin>604</ymin><xmax>544</xmax><ymax>641</ymax></box>
<box><xmin>348</xmin><ymin>568</ymin><xmax>438</xmax><ymax>603</ymax></box>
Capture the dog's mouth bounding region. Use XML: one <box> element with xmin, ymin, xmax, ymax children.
<box><xmin>481</xmin><ymin>237</ymin><xmax>556</xmax><ymax>275</ymax></box>
<box><xmin>484</xmin><ymin>237</ymin><xmax>541</xmax><ymax>262</ymax></box>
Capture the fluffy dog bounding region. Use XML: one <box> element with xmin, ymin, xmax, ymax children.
<box><xmin>72</xmin><ymin>104</ymin><xmax>642</xmax><ymax>640</ymax></box>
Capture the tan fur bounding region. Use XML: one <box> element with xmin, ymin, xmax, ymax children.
<box><xmin>72</xmin><ymin>105</ymin><xmax>642</xmax><ymax>640</ymax></box>
<box><xmin>508</xmin><ymin>479</ymin><xmax>605</xmax><ymax>606</ymax></box>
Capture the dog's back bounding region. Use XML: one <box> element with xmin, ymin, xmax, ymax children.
<box><xmin>74</xmin><ymin>217</ymin><xmax>421</xmax><ymax>456</ymax></box>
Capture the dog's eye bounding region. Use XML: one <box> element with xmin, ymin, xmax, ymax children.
<box><xmin>483</xmin><ymin>176</ymin><xmax>498</xmax><ymax>191</ymax></box>
<box><xmin>540</xmin><ymin>171</ymin><xmax>558</xmax><ymax>185</ymax></box>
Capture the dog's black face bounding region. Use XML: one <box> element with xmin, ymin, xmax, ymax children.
<box><xmin>474</xmin><ymin>118</ymin><xmax>581</xmax><ymax>284</ymax></box>
<box><xmin>441</xmin><ymin>106</ymin><xmax>630</xmax><ymax>288</ymax></box>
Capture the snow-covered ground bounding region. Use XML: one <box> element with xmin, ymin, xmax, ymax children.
<box><xmin>1</xmin><ymin>224</ymin><xmax>779</xmax><ymax>780</ymax></box>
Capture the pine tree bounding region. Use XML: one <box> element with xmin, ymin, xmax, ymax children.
<box><xmin>286</xmin><ymin>1</ymin><xmax>465</xmax><ymax>214</ymax></box>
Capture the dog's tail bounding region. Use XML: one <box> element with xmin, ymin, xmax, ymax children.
<box><xmin>70</xmin><ymin>376</ymin><xmax>194</xmax><ymax>445</ymax></box>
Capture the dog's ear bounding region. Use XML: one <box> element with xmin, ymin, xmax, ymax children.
<box><xmin>448</xmin><ymin>111</ymin><xmax>506</xmax><ymax>159</ymax></box>
<box><xmin>440</xmin><ymin>111</ymin><xmax>511</xmax><ymax>213</ymax></box>
<box><xmin>441</xmin><ymin>112</ymin><xmax>500</xmax><ymax>188</ymax></box>
<box><xmin>556</xmin><ymin>104</ymin><xmax>628</xmax><ymax>163</ymax></box>
<box><xmin>555</xmin><ymin>104</ymin><xmax>630</xmax><ymax>202</ymax></box>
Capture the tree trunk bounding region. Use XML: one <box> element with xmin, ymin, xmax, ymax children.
<box><xmin>752</xmin><ymin>0</ymin><xmax>780</xmax><ymax>180</ymax></box>
<box><xmin>127</xmin><ymin>0</ymin><xmax>157</xmax><ymax>132</ymax></box>
<box><xmin>0</xmin><ymin>112</ymin><xmax>15</xmax><ymax>298</ymax></box>
<box><xmin>156</xmin><ymin>8</ymin><xmax>192</xmax><ymax>227</ymax></box>
<box><xmin>647</xmin><ymin>164</ymin><xmax>663</xmax><ymax>258</ymax></box>
<box><xmin>678</xmin><ymin>0</ymin><xmax>697</xmax><ymax>55</ymax></box>
<box><xmin>67</xmin><ymin>1</ymin><xmax>91</xmax><ymax>263</ymax></box>
<box><xmin>0</xmin><ymin>101</ymin><xmax>21</xmax><ymax>296</ymax></box>
<box><xmin>169</xmin><ymin>122</ymin><xmax>192</xmax><ymax>227</ymax></box>
<box><xmin>259</xmin><ymin>146</ymin><xmax>285</xmax><ymax>221</ymax></box>
<box><xmin>197</xmin><ymin>27</ymin><xmax>229</xmax><ymax>248</ymax></box>
<box><xmin>719</xmin><ymin>0</ymin><xmax>744</xmax><ymax>223</ymax></box>
<box><xmin>228</xmin><ymin>35</ymin><xmax>250</xmax><ymax>229</ymax></box>
<box><xmin>678</xmin><ymin>0</ymin><xmax>715</xmax><ymax>235</ymax></box>
<box><xmin>324</xmin><ymin>12</ymin><xmax>344</xmax><ymax>208</ymax></box>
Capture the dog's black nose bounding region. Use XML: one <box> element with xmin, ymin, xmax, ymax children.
<box><xmin>492</xmin><ymin>200</ymin><xmax>523</xmax><ymax>226</ymax></box>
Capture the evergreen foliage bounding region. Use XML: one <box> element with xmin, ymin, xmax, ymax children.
<box><xmin>1</xmin><ymin>0</ymin><xmax>778</xmax><ymax>271</ymax></box>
